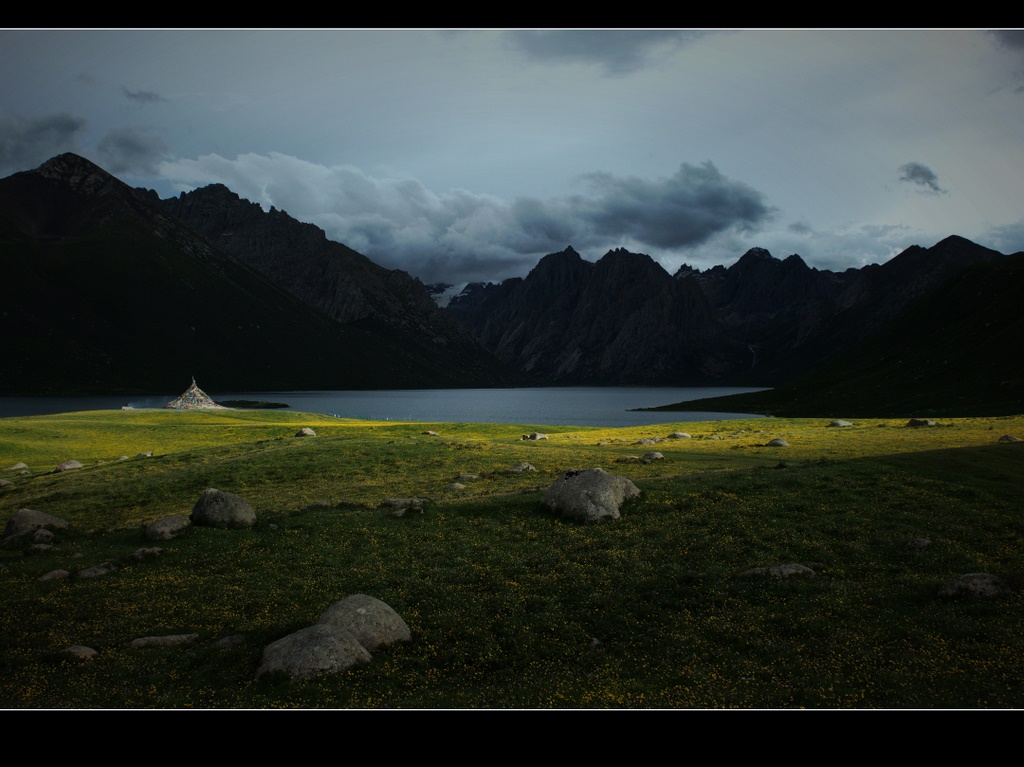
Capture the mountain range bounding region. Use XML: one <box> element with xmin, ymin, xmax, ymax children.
<box><xmin>1</xmin><ymin>153</ymin><xmax>1019</xmax><ymax>415</ymax></box>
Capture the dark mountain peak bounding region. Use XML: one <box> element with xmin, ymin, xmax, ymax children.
<box><xmin>674</xmin><ymin>263</ymin><xmax>699</xmax><ymax>279</ymax></box>
<box><xmin>734</xmin><ymin>246</ymin><xmax>776</xmax><ymax>268</ymax></box>
<box><xmin>32</xmin><ymin>152</ymin><xmax>130</xmax><ymax>198</ymax></box>
<box><xmin>782</xmin><ymin>253</ymin><xmax>810</xmax><ymax>271</ymax></box>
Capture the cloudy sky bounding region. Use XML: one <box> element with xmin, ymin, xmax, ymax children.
<box><xmin>3</xmin><ymin>29</ymin><xmax>1024</xmax><ymax>284</ymax></box>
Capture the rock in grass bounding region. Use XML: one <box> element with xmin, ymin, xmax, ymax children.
<box><xmin>317</xmin><ymin>594</ymin><xmax>412</xmax><ymax>652</ymax></box>
<box><xmin>3</xmin><ymin>508</ymin><xmax>70</xmax><ymax>541</ymax></box>
<box><xmin>641</xmin><ymin>452</ymin><xmax>664</xmax><ymax>463</ymax></box>
<box><xmin>144</xmin><ymin>515</ymin><xmax>191</xmax><ymax>541</ymax></box>
<box><xmin>938</xmin><ymin>573</ymin><xmax>1010</xmax><ymax>599</ymax></box>
<box><xmin>828</xmin><ymin>420</ymin><xmax>853</xmax><ymax>427</ymax></box>
<box><xmin>522</xmin><ymin>432</ymin><xmax>548</xmax><ymax>440</ymax></box>
<box><xmin>77</xmin><ymin>562</ymin><xmax>117</xmax><ymax>579</ymax></box>
<box><xmin>3</xmin><ymin>462</ymin><xmax>28</xmax><ymax>472</ymax></box>
<box><xmin>130</xmin><ymin>634</ymin><xmax>199</xmax><ymax>648</ymax></box>
<box><xmin>39</xmin><ymin>569</ymin><xmax>70</xmax><ymax>581</ymax></box>
<box><xmin>668</xmin><ymin>432</ymin><xmax>692</xmax><ymax>439</ymax></box>
<box><xmin>0</xmin><ymin>479</ymin><xmax>12</xmax><ymax>488</ymax></box>
<box><xmin>906</xmin><ymin>418</ymin><xmax>936</xmax><ymax>428</ymax></box>
<box><xmin>63</xmin><ymin>645</ymin><xmax>98</xmax><ymax>660</ymax></box>
<box><xmin>739</xmin><ymin>563</ymin><xmax>816</xmax><ymax>579</ymax></box>
<box><xmin>998</xmin><ymin>434</ymin><xmax>1022</xmax><ymax>443</ymax></box>
<box><xmin>255</xmin><ymin>624</ymin><xmax>372</xmax><ymax>681</ymax></box>
<box><xmin>541</xmin><ymin>467</ymin><xmax>640</xmax><ymax>524</ymax></box>
<box><xmin>446</xmin><ymin>482</ymin><xmax>467</xmax><ymax>491</ymax></box>
<box><xmin>190</xmin><ymin>488</ymin><xmax>257</xmax><ymax>530</ymax></box>
<box><xmin>295</xmin><ymin>427</ymin><xmax>317</xmax><ymax>437</ymax></box>
<box><xmin>54</xmin><ymin>460</ymin><xmax>83</xmax><ymax>473</ymax></box>
<box><xmin>509</xmin><ymin>462</ymin><xmax>537</xmax><ymax>473</ymax></box>
<box><xmin>766</xmin><ymin>438</ymin><xmax>789</xmax><ymax>447</ymax></box>
<box><xmin>905</xmin><ymin>537</ymin><xmax>932</xmax><ymax>550</ymax></box>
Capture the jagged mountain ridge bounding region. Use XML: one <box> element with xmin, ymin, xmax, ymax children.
<box><xmin>447</xmin><ymin>236</ymin><xmax>1009</xmax><ymax>387</ymax></box>
<box><xmin>0</xmin><ymin>154</ymin><xmax>523</xmax><ymax>394</ymax></box>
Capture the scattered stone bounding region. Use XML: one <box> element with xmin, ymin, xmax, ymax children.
<box><xmin>641</xmin><ymin>452</ymin><xmax>664</xmax><ymax>463</ymax></box>
<box><xmin>739</xmin><ymin>563</ymin><xmax>816</xmax><ymax>579</ymax></box>
<box><xmin>0</xmin><ymin>479</ymin><xmax>12</xmax><ymax>487</ymax></box>
<box><xmin>828</xmin><ymin>420</ymin><xmax>853</xmax><ymax>428</ymax></box>
<box><xmin>423</xmin><ymin>430</ymin><xmax>440</xmax><ymax>436</ymax></box>
<box><xmin>446</xmin><ymin>483</ymin><xmax>467</xmax><ymax>491</ymax></box>
<box><xmin>522</xmin><ymin>432</ymin><xmax>548</xmax><ymax>441</ymax></box>
<box><xmin>190</xmin><ymin>488</ymin><xmax>257</xmax><ymax>530</ymax></box>
<box><xmin>938</xmin><ymin>573</ymin><xmax>1011</xmax><ymax>599</ymax></box>
<box><xmin>457</xmin><ymin>474</ymin><xmax>480</xmax><ymax>481</ymax></box>
<box><xmin>635</xmin><ymin>437</ymin><xmax>663</xmax><ymax>446</ymax></box>
<box><xmin>906</xmin><ymin>418</ymin><xmax>936</xmax><ymax>428</ymax></box>
<box><xmin>63</xmin><ymin>645</ymin><xmax>98</xmax><ymax>660</ymax></box>
<box><xmin>27</xmin><ymin>543</ymin><xmax>54</xmax><ymax>554</ymax></box>
<box><xmin>541</xmin><ymin>467</ymin><xmax>640</xmax><ymax>524</ymax></box>
<box><xmin>614</xmin><ymin>456</ymin><xmax>641</xmax><ymax>464</ymax></box>
<box><xmin>509</xmin><ymin>462</ymin><xmax>537</xmax><ymax>473</ymax></box>
<box><xmin>39</xmin><ymin>569</ymin><xmax>70</xmax><ymax>581</ymax></box>
<box><xmin>905</xmin><ymin>537</ymin><xmax>932</xmax><ymax>550</ymax></box>
<box><xmin>3</xmin><ymin>508</ymin><xmax>70</xmax><ymax>541</ymax></box>
<box><xmin>130</xmin><ymin>634</ymin><xmax>199</xmax><ymax>648</ymax></box>
<box><xmin>117</xmin><ymin>456</ymin><xmax>130</xmax><ymax>461</ymax></box>
<box><xmin>19</xmin><ymin>470</ymin><xmax>29</xmax><ymax>475</ymax></box>
<box><xmin>998</xmin><ymin>434</ymin><xmax>1022</xmax><ymax>443</ymax></box>
<box><xmin>708</xmin><ymin>435</ymin><xmax>723</xmax><ymax>440</ymax></box>
<box><xmin>77</xmin><ymin>562</ymin><xmax>117</xmax><ymax>579</ymax></box>
<box><xmin>54</xmin><ymin>460</ymin><xmax>83</xmax><ymax>473</ymax></box>
<box><xmin>381</xmin><ymin>498</ymin><xmax>428</xmax><ymax>510</ymax></box>
<box><xmin>215</xmin><ymin>635</ymin><xmax>246</xmax><ymax>648</ymax></box>
<box><xmin>295</xmin><ymin>427</ymin><xmax>317</xmax><ymax>437</ymax></box>
<box><xmin>135</xmin><ymin>451</ymin><xmax>153</xmax><ymax>458</ymax></box>
<box><xmin>255</xmin><ymin>624</ymin><xmax>372</xmax><ymax>681</ymax></box>
<box><xmin>317</xmin><ymin>594</ymin><xmax>412</xmax><ymax>653</ymax></box>
<box><xmin>144</xmin><ymin>515</ymin><xmax>191</xmax><ymax>541</ymax></box>
<box><xmin>668</xmin><ymin>432</ymin><xmax>692</xmax><ymax>439</ymax></box>
<box><xmin>3</xmin><ymin>462</ymin><xmax>28</xmax><ymax>472</ymax></box>
<box><xmin>126</xmin><ymin>547</ymin><xmax>163</xmax><ymax>562</ymax></box>
<box><xmin>766</xmin><ymin>438</ymin><xmax>789</xmax><ymax>447</ymax></box>
<box><xmin>32</xmin><ymin>528</ymin><xmax>55</xmax><ymax>544</ymax></box>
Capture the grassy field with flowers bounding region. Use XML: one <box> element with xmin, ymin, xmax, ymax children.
<box><xmin>1</xmin><ymin>409</ymin><xmax>1022</xmax><ymax>708</ymax></box>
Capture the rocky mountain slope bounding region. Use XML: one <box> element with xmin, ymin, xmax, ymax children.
<box><xmin>0</xmin><ymin>154</ymin><xmax>523</xmax><ymax>394</ymax></box>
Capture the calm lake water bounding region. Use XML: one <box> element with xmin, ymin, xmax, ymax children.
<box><xmin>0</xmin><ymin>387</ymin><xmax>769</xmax><ymax>428</ymax></box>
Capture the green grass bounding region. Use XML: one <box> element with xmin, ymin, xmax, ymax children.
<box><xmin>1</xmin><ymin>409</ymin><xmax>1023</xmax><ymax>708</ymax></box>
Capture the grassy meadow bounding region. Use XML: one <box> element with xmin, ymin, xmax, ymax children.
<box><xmin>1</xmin><ymin>407</ymin><xmax>1023</xmax><ymax>708</ymax></box>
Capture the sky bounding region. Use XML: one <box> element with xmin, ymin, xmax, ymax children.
<box><xmin>2</xmin><ymin>28</ymin><xmax>1024</xmax><ymax>285</ymax></box>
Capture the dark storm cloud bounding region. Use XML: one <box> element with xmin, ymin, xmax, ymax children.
<box><xmin>988</xmin><ymin>30</ymin><xmax>1024</xmax><ymax>51</ymax></box>
<box><xmin>0</xmin><ymin>112</ymin><xmax>86</xmax><ymax>172</ymax></box>
<box><xmin>96</xmin><ymin>128</ymin><xmax>169</xmax><ymax>175</ymax></box>
<box><xmin>571</xmin><ymin>162</ymin><xmax>774</xmax><ymax>248</ymax></box>
<box><xmin>504</xmin><ymin>30</ymin><xmax>705</xmax><ymax>75</ymax></box>
<box><xmin>897</xmin><ymin>162</ymin><xmax>947</xmax><ymax>195</ymax></box>
<box><xmin>121</xmin><ymin>86</ymin><xmax>165</xmax><ymax>103</ymax></box>
<box><xmin>161</xmin><ymin>153</ymin><xmax>774</xmax><ymax>285</ymax></box>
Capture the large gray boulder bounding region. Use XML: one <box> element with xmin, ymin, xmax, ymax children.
<box><xmin>3</xmin><ymin>508</ymin><xmax>70</xmax><ymax>540</ymax></box>
<box><xmin>938</xmin><ymin>573</ymin><xmax>1011</xmax><ymax>599</ymax></box>
<box><xmin>255</xmin><ymin>624</ymin><xmax>372</xmax><ymax>681</ymax></box>
<box><xmin>54</xmin><ymin>460</ymin><xmax>83</xmax><ymax>473</ymax></box>
<box><xmin>541</xmin><ymin>467</ymin><xmax>640</xmax><ymax>524</ymax></box>
<box><xmin>317</xmin><ymin>594</ymin><xmax>411</xmax><ymax>652</ymax></box>
<box><xmin>190</xmin><ymin>488</ymin><xmax>257</xmax><ymax>529</ymax></box>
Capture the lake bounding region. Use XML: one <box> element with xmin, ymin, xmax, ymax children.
<box><xmin>0</xmin><ymin>386</ymin><xmax>769</xmax><ymax>428</ymax></box>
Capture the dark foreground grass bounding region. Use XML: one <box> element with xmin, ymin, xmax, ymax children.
<box><xmin>1</xmin><ymin>411</ymin><xmax>1022</xmax><ymax>708</ymax></box>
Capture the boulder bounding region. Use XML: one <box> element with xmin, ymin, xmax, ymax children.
<box><xmin>144</xmin><ymin>515</ymin><xmax>191</xmax><ymax>541</ymax></box>
<box><xmin>457</xmin><ymin>474</ymin><xmax>480</xmax><ymax>481</ymax></box>
<box><xmin>190</xmin><ymin>488</ymin><xmax>257</xmax><ymax>529</ymax></box>
<box><xmin>445</xmin><ymin>482</ymin><xmax>467</xmax><ymax>491</ymax></box>
<box><xmin>77</xmin><ymin>562</ymin><xmax>117</xmax><ymax>579</ymax></box>
<box><xmin>3</xmin><ymin>508</ymin><xmax>70</xmax><ymax>540</ymax></box>
<box><xmin>54</xmin><ymin>460</ymin><xmax>83</xmax><ymax>473</ymax></box>
<box><xmin>509</xmin><ymin>462</ymin><xmax>537</xmax><ymax>472</ymax></box>
<box><xmin>828</xmin><ymin>420</ymin><xmax>853</xmax><ymax>428</ymax></box>
<box><xmin>63</xmin><ymin>645</ymin><xmax>98</xmax><ymax>660</ymax></box>
<box><xmin>130</xmin><ymin>634</ymin><xmax>199</xmax><ymax>648</ymax></box>
<box><xmin>641</xmin><ymin>452</ymin><xmax>664</xmax><ymax>463</ymax></box>
<box><xmin>135</xmin><ymin>451</ymin><xmax>153</xmax><ymax>458</ymax></box>
<box><xmin>3</xmin><ymin>462</ymin><xmax>28</xmax><ymax>472</ymax></box>
<box><xmin>39</xmin><ymin>569</ymin><xmax>70</xmax><ymax>582</ymax></box>
<box><xmin>522</xmin><ymin>432</ymin><xmax>548</xmax><ymax>441</ymax></box>
<box><xmin>998</xmin><ymin>434</ymin><xmax>1022</xmax><ymax>443</ymax></box>
<box><xmin>255</xmin><ymin>624</ymin><xmax>372</xmax><ymax>681</ymax></box>
<box><xmin>938</xmin><ymin>573</ymin><xmax>1010</xmax><ymax>599</ymax></box>
<box><xmin>541</xmin><ymin>467</ymin><xmax>640</xmax><ymax>524</ymax></box>
<box><xmin>667</xmin><ymin>432</ymin><xmax>692</xmax><ymax>439</ymax></box>
<box><xmin>317</xmin><ymin>594</ymin><xmax>412</xmax><ymax>652</ymax></box>
<box><xmin>739</xmin><ymin>563</ymin><xmax>815</xmax><ymax>579</ymax></box>
<box><xmin>295</xmin><ymin>427</ymin><xmax>317</xmax><ymax>437</ymax></box>
<box><xmin>635</xmin><ymin>437</ymin><xmax>662</xmax><ymax>446</ymax></box>
<box><xmin>766</xmin><ymin>438</ymin><xmax>789</xmax><ymax>447</ymax></box>
<box><xmin>906</xmin><ymin>418</ymin><xmax>936</xmax><ymax>428</ymax></box>
<box><xmin>423</xmin><ymin>430</ymin><xmax>440</xmax><ymax>436</ymax></box>
<box><xmin>614</xmin><ymin>456</ymin><xmax>641</xmax><ymax>464</ymax></box>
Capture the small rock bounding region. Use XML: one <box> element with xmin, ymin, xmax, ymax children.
<box><xmin>457</xmin><ymin>474</ymin><xmax>480</xmax><ymax>481</ymax></box>
<box><xmin>522</xmin><ymin>432</ymin><xmax>548</xmax><ymax>441</ymax></box>
<box><xmin>63</xmin><ymin>645</ymin><xmax>98</xmax><ymax>660</ymax></box>
<box><xmin>667</xmin><ymin>432</ymin><xmax>692</xmax><ymax>439</ymax></box>
<box><xmin>641</xmin><ymin>452</ymin><xmax>664</xmax><ymax>463</ymax></box>
<box><xmin>766</xmin><ymin>438</ymin><xmax>789</xmax><ymax>447</ymax></box>
<box><xmin>905</xmin><ymin>537</ymin><xmax>932</xmax><ymax>550</ymax></box>
<box><xmin>130</xmin><ymin>634</ymin><xmax>199</xmax><ymax>648</ymax></box>
<box><xmin>126</xmin><ymin>547</ymin><xmax>163</xmax><ymax>561</ymax></box>
<box><xmin>3</xmin><ymin>462</ymin><xmax>28</xmax><ymax>472</ymax></box>
<box><xmin>317</xmin><ymin>594</ymin><xmax>412</xmax><ymax>652</ymax></box>
<box><xmin>144</xmin><ymin>515</ymin><xmax>191</xmax><ymax>541</ymax></box>
<box><xmin>54</xmin><ymin>460</ymin><xmax>84</xmax><ymax>473</ymax></box>
<box><xmin>828</xmin><ymin>420</ymin><xmax>853</xmax><ymax>428</ymax></box>
<box><xmin>38</xmin><ymin>569</ymin><xmax>70</xmax><ymax>581</ymax></box>
<box><xmin>938</xmin><ymin>573</ymin><xmax>1010</xmax><ymax>599</ymax></box>
<box><xmin>117</xmin><ymin>455</ymin><xmax>130</xmax><ymax>461</ymax></box>
<box><xmin>739</xmin><ymin>563</ymin><xmax>815</xmax><ymax>579</ymax></box>
<box><xmin>381</xmin><ymin>498</ymin><xmax>428</xmax><ymax>510</ymax></box>
<box><xmin>998</xmin><ymin>434</ymin><xmax>1022</xmax><ymax>443</ymax></box>
<box><xmin>77</xmin><ymin>562</ymin><xmax>117</xmax><ymax>579</ymax></box>
<box><xmin>708</xmin><ymin>435</ymin><xmax>723</xmax><ymax>440</ymax></box>
<box><xmin>27</xmin><ymin>543</ymin><xmax>53</xmax><ymax>554</ymax></box>
<box><xmin>423</xmin><ymin>430</ymin><xmax>440</xmax><ymax>436</ymax></box>
<box><xmin>614</xmin><ymin>456</ymin><xmax>641</xmax><ymax>464</ymax></box>
<box><xmin>135</xmin><ymin>451</ymin><xmax>153</xmax><ymax>458</ymax></box>
<box><xmin>906</xmin><ymin>418</ymin><xmax>936</xmax><ymax>428</ymax></box>
<box><xmin>635</xmin><ymin>437</ymin><xmax>663</xmax><ymax>446</ymax></box>
<box><xmin>32</xmin><ymin>528</ymin><xmax>55</xmax><ymax>544</ymax></box>
<box><xmin>0</xmin><ymin>479</ymin><xmax>12</xmax><ymax>488</ymax></box>
<box><xmin>508</xmin><ymin>462</ymin><xmax>537</xmax><ymax>473</ymax></box>
<box><xmin>445</xmin><ymin>482</ymin><xmax>467</xmax><ymax>491</ymax></box>
<box><xmin>215</xmin><ymin>635</ymin><xmax>246</xmax><ymax>648</ymax></box>
<box><xmin>295</xmin><ymin>427</ymin><xmax>317</xmax><ymax>437</ymax></box>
